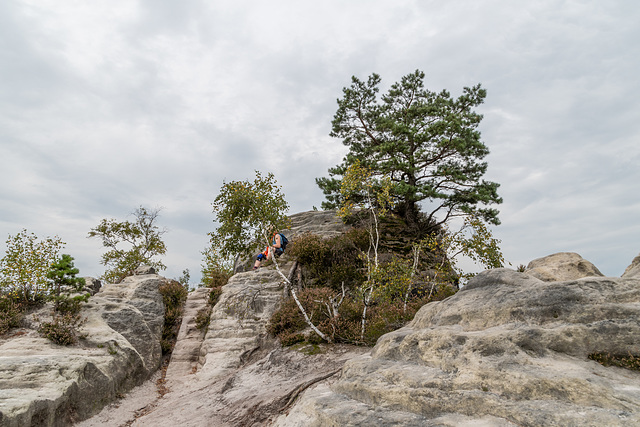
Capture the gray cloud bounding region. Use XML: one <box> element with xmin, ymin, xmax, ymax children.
<box><xmin>1</xmin><ymin>0</ymin><xmax>639</xmax><ymax>284</ymax></box>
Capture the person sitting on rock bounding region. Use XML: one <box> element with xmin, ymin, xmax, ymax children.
<box><xmin>253</xmin><ymin>232</ymin><xmax>287</xmax><ymax>270</ymax></box>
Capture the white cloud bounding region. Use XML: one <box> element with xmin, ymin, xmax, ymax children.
<box><xmin>1</xmin><ymin>0</ymin><xmax>639</xmax><ymax>284</ymax></box>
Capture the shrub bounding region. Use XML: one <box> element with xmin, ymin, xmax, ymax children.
<box><xmin>88</xmin><ymin>206</ymin><xmax>167</xmax><ymax>284</ymax></box>
<box><xmin>159</xmin><ymin>280</ymin><xmax>188</xmax><ymax>354</ymax></box>
<box><xmin>0</xmin><ymin>292</ymin><xmax>23</xmax><ymax>335</ymax></box>
<box><xmin>589</xmin><ymin>352</ymin><xmax>640</xmax><ymax>371</ymax></box>
<box><xmin>288</xmin><ymin>230</ymin><xmax>367</xmax><ymax>292</ymax></box>
<box><xmin>38</xmin><ymin>313</ymin><xmax>84</xmax><ymax>346</ymax></box>
<box><xmin>195</xmin><ymin>306</ymin><xmax>211</xmax><ymax>330</ymax></box>
<box><xmin>269</xmin><ymin>280</ymin><xmax>452</xmax><ymax>347</ymax></box>
<box><xmin>51</xmin><ymin>294</ymin><xmax>89</xmax><ymax>316</ymax></box>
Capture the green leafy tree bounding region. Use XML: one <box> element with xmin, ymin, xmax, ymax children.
<box><xmin>425</xmin><ymin>215</ymin><xmax>505</xmax><ymax>290</ymax></box>
<box><xmin>211</xmin><ymin>171</ymin><xmax>290</xmax><ymax>260</ymax></box>
<box><xmin>212</xmin><ymin>171</ymin><xmax>335</xmax><ymax>342</ymax></box>
<box><xmin>317</xmin><ymin>69</ymin><xmax>502</xmax><ymax>230</ymax></box>
<box><xmin>0</xmin><ymin>229</ymin><xmax>64</xmax><ymax>302</ymax></box>
<box><xmin>200</xmin><ymin>245</ymin><xmax>233</xmax><ymax>288</ymax></box>
<box><xmin>47</xmin><ymin>254</ymin><xmax>86</xmax><ymax>309</ymax></box>
<box><xmin>88</xmin><ymin>206</ymin><xmax>167</xmax><ymax>283</ymax></box>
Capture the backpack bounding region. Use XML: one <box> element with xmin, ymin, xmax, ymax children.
<box><xmin>278</xmin><ymin>233</ymin><xmax>289</xmax><ymax>250</ymax></box>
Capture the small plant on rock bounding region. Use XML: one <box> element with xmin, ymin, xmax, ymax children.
<box><xmin>37</xmin><ymin>312</ymin><xmax>85</xmax><ymax>346</ymax></box>
<box><xmin>47</xmin><ymin>254</ymin><xmax>88</xmax><ymax>313</ymax></box>
<box><xmin>159</xmin><ymin>280</ymin><xmax>188</xmax><ymax>354</ymax></box>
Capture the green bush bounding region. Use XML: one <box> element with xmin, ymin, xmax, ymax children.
<box><xmin>0</xmin><ymin>292</ymin><xmax>23</xmax><ymax>335</ymax></box>
<box><xmin>269</xmin><ymin>281</ymin><xmax>452</xmax><ymax>346</ymax></box>
<box><xmin>52</xmin><ymin>294</ymin><xmax>90</xmax><ymax>316</ymax></box>
<box><xmin>38</xmin><ymin>313</ymin><xmax>84</xmax><ymax>346</ymax></box>
<box><xmin>159</xmin><ymin>280</ymin><xmax>188</xmax><ymax>354</ymax></box>
<box><xmin>288</xmin><ymin>229</ymin><xmax>367</xmax><ymax>292</ymax></box>
<box><xmin>0</xmin><ymin>229</ymin><xmax>64</xmax><ymax>303</ymax></box>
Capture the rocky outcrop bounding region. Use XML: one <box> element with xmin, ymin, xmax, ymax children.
<box><xmin>525</xmin><ymin>252</ymin><xmax>604</xmax><ymax>282</ymax></box>
<box><xmin>622</xmin><ymin>253</ymin><xmax>640</xmax><ymax>278</ymax></box>
<box><xmin>0</xmin><ymin>273</ymin><xmax>167</xmax><ymax>426</ymax></box>
<box><xmin>76</xmin><ymin>209</ymin><xmax>366</xmax><ymax>426</ymax></box>
<box><xmin>277</xmin><ymin>255</ymin><xmax>640</xmax><ymax>426</ymax></box>
<box><xmin>83</xmin><ymin>261</ymin><xmax>367</xmax><ymax>427</ymax></box>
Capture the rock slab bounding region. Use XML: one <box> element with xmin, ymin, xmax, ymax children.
<box><xmin>0</xmin><ymin>274</ymin><xmax>167</xmax><ymax>427</ymax></box>
<box><xmin>277</xmin><ymin>262</ymin><xmax>640</xmax><ymax>426</ymax></box>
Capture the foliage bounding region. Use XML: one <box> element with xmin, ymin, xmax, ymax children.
<box><xmin>211</xmin><ymin>171</ymin><xmax>290</xmax><ymax>261</ymax></box>
<box><xmin>268</xmin><ymin>285</ymin><xmax>452</xmax><ymax>346</ymax></box>
<box><xmin>425</xmin><ymin>215</ymin><xmax>505</xmax><ymax>286</ymax></box>
<box><xmin>317</xmin><ymin>69</ymin><xmax>502</xmax><ymax>229</ymax></box>
<box><xmin>37</xmin><ymin>312</ymin><xmax>85</xmax><ymax>346</ymax></box>
<box><xmin>200</xmin><ymin>245</ymin><xmax>233</xmax><ymax>289</ymax></box>
<box><xmin>195</xmin><ymin>306</ymin><xmax>211</xmax><ymax>330</ymax></box>
<box><xmin>88</xmin><ymin>206</ymin><xmax>167</xmax><ymax>284</ymax></box>
<box><xmin>52</xmin><ymin>294</ymin><xmax>89</xmax><ymax>316</ymax></box>
<box><xmin>158</xmin><ymin>280</ymin><xmax>188</xmax><ymax>354</ymax></box>
<box><xmin>589</xmin><ymin>352</ymin><xmax>640</xmax><ymax>371</ymax></box>
<box><xmin>47</xmin><ymin>254</ymin><xmax>87</xmax><ymax>311</ymax></box>
<box><xmin>0</xmin><ymin>229</ymin><xmax>64</xmax><ymax>303</ymax></box>
<box><xmin>176</xmin><ymin>269</ymin><xmax>190</xmax><ymax>289</ymax></box>
<box><xmin>287</xmin><ymin>230</ymin><xmax>368</xmax><ymax>292</ymax></box>
<box><xmin>0</xmin><ymin>292</ymin><xmax>23</xmax><ymax>335</ymax></box>
<box><xmin>338</xmin><ymin>162</ymin><xmax>398</xmax><ymax>341</ymax></box>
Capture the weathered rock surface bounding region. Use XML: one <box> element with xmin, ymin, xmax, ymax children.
<box><xmin>164</xmin><ymin>287</ymin><xmax>211</xmax><ymax>383</ymax></box>
<box><xmin>77</xmin><ymin>209</ymin><xmax>366</xmax><ymax>426</ymax></box>
<box><xmin>116</xmin><ymin>265</ymin><xmax>367</xmax><ymax>426</ymax></box>
<box><xmin>0</xmin><ymin>273</ymin><xmax>167</xmax><ymax>426</ymax></box>
<box><xmin>276</xmin><ymin>259</ymin><xmax>640</xmax><ymax>426</ymax></box>
<box><xmin>622</xmin><ymin>252</ymin><xmax>640</xmax><ymax>278</ymax></box>
<box><xmin>286</xmin><ymin>209</ymin><xmax>349</xmax><ymax>239</ymax></box>
<box><xmin>525</xmin><ymin>251</ymin><xmax>604</xmax><ymax>282</ymax></box>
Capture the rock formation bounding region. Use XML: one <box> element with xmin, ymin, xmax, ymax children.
<box><xmin>622</xmin><ymin>252</ymin><xmax>640</xmax><ymax>278</ymax></box>
<box><xmin>3</xmin><ymin>210</ymin><xmax>639</xmax><ymax>426</ymax></box>
<box><xmin>77</xmin><ymin>210</ymin><xmax>366</xmax><ymax>426</ymax></box>
<box><xmin>276</xmin><ymin>254</ymin><xmax>640</xmax><ymax>426</ymax></box>
<box><xmin>0</xmin><ymin>270</ymin><xmax>167</xmax><ymax>426</ymax></box>
<box><xmin>525</xmin><ymin>252</ymin><xmax>604</xmax><ymax>282</ymax></box>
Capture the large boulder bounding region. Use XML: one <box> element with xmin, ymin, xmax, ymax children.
<box><xmin>0</xmin><ymin>273</ymin><xmax>167</xmax><ymax>426</ymax></box>
<box><xmin>525</xmin><ymin>252</ymin><xmax>604</xmax><ymax>281</ymax></box>
<box><xmin>276</xmin><ymin>266</ymin><xmax>640</xmax><ymax>426</ymax></box>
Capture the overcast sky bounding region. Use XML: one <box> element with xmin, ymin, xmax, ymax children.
<box><xmin>1</xmin><ymin>0</ymin><xmax>639</xmax><ymax>285</ymax></box>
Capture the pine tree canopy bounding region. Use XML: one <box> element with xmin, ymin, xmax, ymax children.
<box><xmin>316</xmin><ymin>70</ymin><xmax>502</xmax><ymax>229</ymax></box>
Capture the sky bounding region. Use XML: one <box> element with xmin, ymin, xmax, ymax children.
<box><xmin>1</xmin><ymin>0</ymin><xmax>639</xmax><ymax>286</ymax></box>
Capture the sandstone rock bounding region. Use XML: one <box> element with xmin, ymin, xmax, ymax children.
<box><xmin>235</xmin><ymin>209</ymin><xmax>349</xmax><ymax>273</ymax></box>
<box><xmin>0</xmin><ymin>273</ymin><xmax>167</xmax><ymax>426</ymax></box>
<box><xmin>164</xmin><ymin>287</ymin><xmax>211</xmax><ymax>383</ymax></box>
<box><xmin>622</xmin><ymin>253</ymin><xmax>640</xmax><ymax>278</ymax></box>
<box><xmin>525</xmin><ymin>252</ymin><xmax>604</xmax><ymax>281</ymax></box>
<box><xmin>276</xmin><ymin>268</ymin><xmax>640</xmax><ymax>426</ymax></box>
<box><xmin>98</xmin><ymin>262</ymin><xmax>368</xmax><ymax>427</ymax></box>
<box><xmin>286</xmin><ymin>209</ymin><xmax>349</xmax><ymax>239</ymax></box>
<box><xmin>82</xmin><ymin>277</ymin><xmax>102</xmax><ymax>295</ymax></box>
<box><xmin>134</xmin><ymin>265</ymin><xmax>156</xmax><ymax>275</ymax></box>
